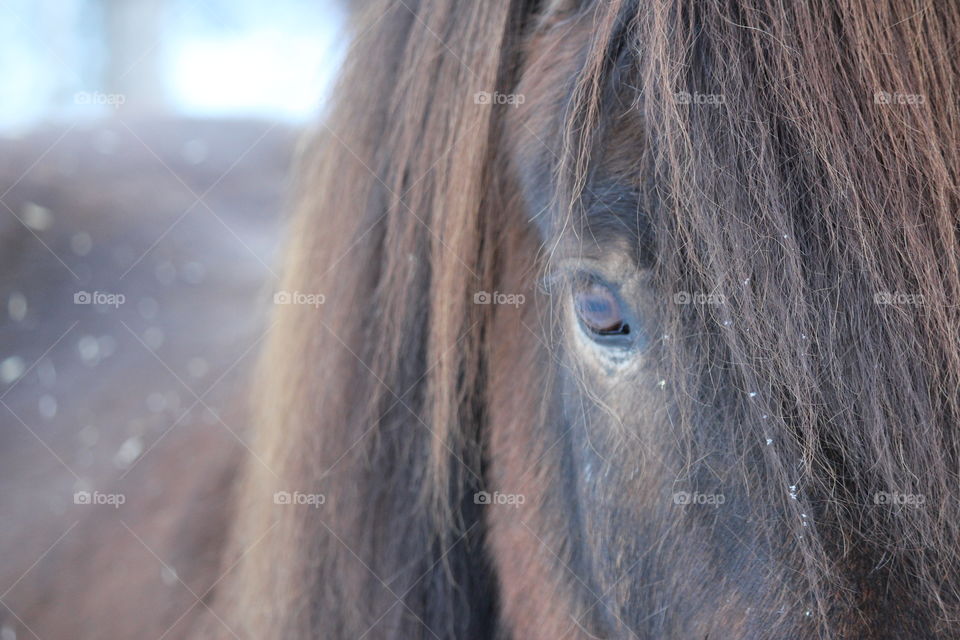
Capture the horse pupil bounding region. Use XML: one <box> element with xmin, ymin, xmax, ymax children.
<box><xmin>575</xmin><ymin>283</ymin><xmax>629</xmax><ymax>336</ymax></box>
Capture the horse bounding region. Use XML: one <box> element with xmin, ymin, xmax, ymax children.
<box><xmin>6</xmin><ymin>0</ymin><xmax>960</xmax><ymax>637</ymax></box>
<box><xmin>206</xmin><ymin>0</ymin><xmax>960</xmax><ymax>637</ymax></box>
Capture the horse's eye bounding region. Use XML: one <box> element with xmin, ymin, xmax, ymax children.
<box><xmin>573</xmin><ymin>280</ymin><xmax>630</xmax><ymax>337</ymax></box>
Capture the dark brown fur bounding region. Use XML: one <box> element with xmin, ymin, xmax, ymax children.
<box><xmin>211</xmin><ymin>0</ymin><xmax>960</xmax><ymax>638</ymax></box>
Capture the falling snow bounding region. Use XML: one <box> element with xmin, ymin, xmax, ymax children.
<box><xmin>21</xmin><ymin>202</ymin><xmax>53</xmax><ymax>230</ymax></box>
<box><xmin>143</xmin><ymin>327</ymin><xmax>165</xmax><ymax>350</ymax></box>
<box><xmin>7</xmin><ymin>291</ymin><xmax>27</xmax><ymax>322</ymax></box>
<box><xmin>71</xmin><ymin>232</ymin><xmax>93</xmax><ymax>256</ymax></box>
<box><xmin>0</xmin><ymin>356</ymin><xmax>25</xmax><ymax>384</ymax></box>
<box><xmin>181</xmin><ymin>261</ymin><xmax>206</xmax><ymax>285</ymax></box>
<box><xmin>79</xmin><ymin>425</ymin><xmax>99</xmax><ymax>447</ymax></box>
<box><xmin>78</xmin><ymin>335</ymin><xmax>101</xmax><ymax>365</ymax></box>
<box><xmin>138</xmin><ymin>297</ymin><xmax>159</xmax><ymax>320</ymax></box>
<box><xmin>181</xmin><ymin>139</ymin><xmax>208</xmax><ymax>165</ymax></box>
<box><xmin>154</xmin><ymin>261</ymin><xmax>177</xmax><ymax>285</ymax></box>
<box><xmin>113</xmin><ymin>436</ymin><xmax>144</xmax><ymax>469</ymax></box>
<box><xmin>38</xmin><ymin>394</ymin><xmax>57</xmax><ymax>419</ymax></box>
<box><xmin>146</xmin><ymin>392</ymin><xmax>167</xmax><ymax>413</ymax></box>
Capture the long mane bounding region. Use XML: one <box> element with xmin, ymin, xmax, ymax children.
<box><xmin>215</xmin><ymin>0</ymin><xmax>529</xmax><ymax>636</ymax></box>
<box><xmin>217</xmin><ymin>0</ymin><xmax>960</xmax><ymax>637</ymax></box>
<box><xmin>626</xmin><ymin>0</ymin><xmax>960</xmax><ymax>630</ymax></box>
<box><xmin>603</xmin><ymin>0</ymin><xmax>960</xmax><ymax>631</ymax></box>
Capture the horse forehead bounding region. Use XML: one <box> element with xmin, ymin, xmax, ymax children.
<box><xmin>507</xmin><ymin>14</ymin><xmax>594</xmax><ymax>159</ymax></box>
<box><xmin>508</xmin><ymin>16</ymin><xmax>646</xmax><ymax>233</ymax></box>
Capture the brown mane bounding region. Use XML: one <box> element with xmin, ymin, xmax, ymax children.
<box><xmin>216</xmin><ymin>0</ymin><xmax>960</xmax><ymax>637</ymax></box>
<box><xmin>215</xmin><ymin>1</ymin><xmax>523</xmax><ymax>636</ymax></box>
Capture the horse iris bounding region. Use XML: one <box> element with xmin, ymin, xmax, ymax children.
<box><xmin>574</xmin><ymin>281</ymin><xmax>629</xmax><ymax>336</ymax></box>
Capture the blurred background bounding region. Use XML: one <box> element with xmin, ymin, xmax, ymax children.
<box><xmin>0</xmin><ymin>0</ymin><xmax>346</xmax><ymax>132</ymax></box>
<box><xmin>0</xmin><ymin>2</ymin><xmax>350</xmax><ymax>636</ymax></box>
